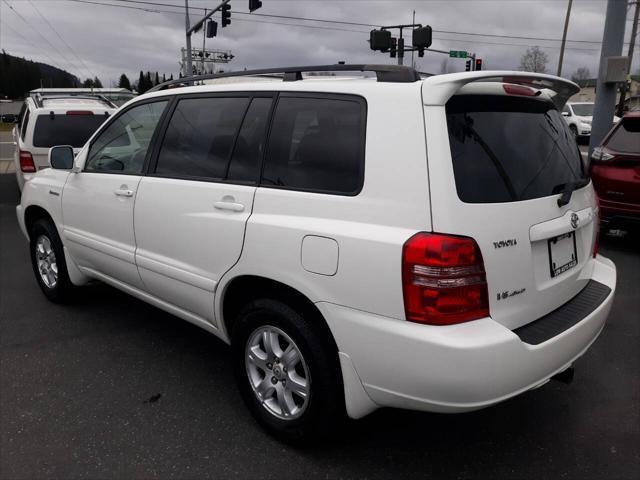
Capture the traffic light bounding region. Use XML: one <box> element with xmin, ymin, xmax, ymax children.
<box><xmin>206</xmin><ymin>20</ymin><xmax>218</xmax><ymax>38</ymax></box>
<box><xmin>475</xmin><ymin>58</ymin><xmax>482</xmax><ymax>71</ymax></box>
<box><xmin>249</xmin><ymin>0</ymin><xmax>262</xmax><ymax>12</ymax></box>
<box><xmin>370</xmin><ymin>29</ymin><xmax>391</xmax><ymax>51</ymax></box>
<box><xmin>221</xmin><ymin>3</ymin><xmax>231</xmax><ymax>27</ymax></box>
<box><xmin>397</xmin><ymin>37</ymin><xmax>404</xmax><ymax>58</ymax></box>
<box><xmin>389</xmin><ymin>37</ymin><xmax>397</xmax><ymax>58</ymax></box>
<box><xmin>412</xmin><ymin>26</ymin><xmax>432</xmax><ymax>49</ymax></box>
<box><xmin>465</xmin><ymin>60</ymin><xmax>471</xmax><ymax>71</ymax></box>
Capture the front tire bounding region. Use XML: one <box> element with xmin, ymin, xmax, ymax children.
<box><xmin>570</xmin><ymin>124</ymin><xmax>578</xmax><ymax>137</ymax></box>
<box><xmin>29</xmin><ymin>218</ymin><xmax>74</xmax><ymax>302</ymax></box>
<box><xmin>231</xmin><ymin>298</ymin><xmax>344</xmax><ymax>443</ymax></box>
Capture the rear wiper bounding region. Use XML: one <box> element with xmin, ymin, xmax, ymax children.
<box><xmin>554</xmin><ymin>178</ymin><xmax>590</xmax><ymax>207</ymax></box>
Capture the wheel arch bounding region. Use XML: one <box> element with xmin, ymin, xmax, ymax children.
<box><xmin>220</xmin><ymin>275</ymin><xmax>339</xmax><ymax>354</ymax></box>
<box><xmin>24</xmin><ymin>204</ymin><xmax>55</xmax><ymax>238</ymax></box>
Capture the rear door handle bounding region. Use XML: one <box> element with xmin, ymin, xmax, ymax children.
<box><xmin>114</xmin><ymin>187</ymin><xmax>134</xmax><ymax>197</ymax></box>
<box><xmin>214</xmin><ymin>197</ymin><xmax>245</xmax><ymax>212</ymax></box>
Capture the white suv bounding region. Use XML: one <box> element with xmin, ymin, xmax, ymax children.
<box><xmin>16</xmin><ymin>66</ymin><xmax>616</xmax><ymax>441</ymax></box>
<box><xmin>562</xmin><ymin>101</ymin><xmax>620</xmax><ymax>137</ymax></box>
<box><xmin>13</xmin><ymin>95</ymin><xmax>115</xmax><ymax>190</ymax></box>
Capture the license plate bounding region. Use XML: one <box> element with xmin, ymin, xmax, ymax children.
<box><xmin>548</xmin><ymin>231</ymin><xmax>578</xmax><ymax>278</ymax></box>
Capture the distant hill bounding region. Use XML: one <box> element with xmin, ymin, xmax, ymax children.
<box><xmin>0</xmin><ymin>50</ymin><xmax>80</xmax><ymax>99</ymax></box>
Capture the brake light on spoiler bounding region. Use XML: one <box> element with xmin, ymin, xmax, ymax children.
<box><xmin>402</xmin><ymin>233</ymin><xmax>490</xmax><ymax>325</ymax></box>
<box><xmin>65</xmin><ymin>111</ymin><xmax>93</xmax><ymax>115</ymax></box>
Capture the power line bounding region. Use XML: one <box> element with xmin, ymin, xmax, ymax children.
<box><xmin>62</xmin><ymin>0</ymin><xmax>627</xmax><ymax>54</ymax></box>
<box><xmin>98</xmin><ymin>0</ymin><xmax>631</xmax><ymax>46</ymax></box>
<box><xmin>1</xmin><ymin>0</ymin><xmax>80</xmax><ymax>75</ymax></box>
<box><xmin>26</xmin><ymin>0</ymin><xmax>96</xmax><ymax>80</ymax></box>
<box><xmin>0</xmin><ymin>17</ymin><xmax>61</xmax><ymax>67</ymax></box>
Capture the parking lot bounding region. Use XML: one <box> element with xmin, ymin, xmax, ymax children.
<box><xmin>0</xmin><ymin>173</ymin><xmax>638</xmax><ymax>479</ymax></box>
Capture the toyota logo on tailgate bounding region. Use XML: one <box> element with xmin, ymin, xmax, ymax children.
<box><xmin>570</xmin><ymin>213</ymin><xmax>579</xmax><ymax>229</ymax></box>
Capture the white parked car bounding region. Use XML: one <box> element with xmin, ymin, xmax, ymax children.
<box><xmin>13</xmin><ymin>95</ymin><xmax>115</xmax><ymax>190</ymax></box>
<box><xmin>562</xmin><ymin>101</ymin><xmax>620</xmax><ymax>137</ymax></box>
<box><xmin>16</xmin><ymin>66</ymin><xmax>616</xmax><ymax>442</ymax></box>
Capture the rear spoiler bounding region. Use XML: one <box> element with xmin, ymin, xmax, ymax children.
<box><xmin>422</xmin><ymin>71</ymin><xmax>580</xmax><ymax>109</ymax></box>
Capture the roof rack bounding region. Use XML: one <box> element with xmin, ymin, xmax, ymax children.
<box><xmin>32</xmin><ymin>94</ymin><xmax>117</xmax><ymax>109</ymax></box>
<box><xmin>148</xmin><ymin>64</ymin><xmax>421</xmax><ymax>92</ymax></box>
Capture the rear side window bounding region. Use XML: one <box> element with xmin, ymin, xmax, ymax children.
<box><xmin>606</xmin><ymin>117</ymin><xmax>640</xmax><ymax>153</ymax></box>
<box><xmin>155</xmin><ymin>97</ymin><xmax>251</xmax><ymax>180</ymax></box>
<box><xmin>21</xmin><ymin>109</ymin><xmax>30</xmax><ymax>141</ymax></box>
<box><xmin>446</xmin><ymin>95</ymin><xmax>585</xmax><ymax>203</ymax></box>
<box><xmin>32</xmin><ymin>114</ymin><xmax>108</xmax><ymax>148</ymax></box>
<box><xmin>262</xmin><ymin>96</ymin><xmax>365</xmax><ymax>195</ymax></box>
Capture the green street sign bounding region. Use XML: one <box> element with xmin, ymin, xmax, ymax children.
<box><xmin>449</xmin><ymin>50</ymin><xmax>468</xmax><ymax>58</ymax></box>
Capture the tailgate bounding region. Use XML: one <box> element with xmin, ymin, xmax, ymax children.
<box><xmin>422</xmin><ymin>73</ymin><xmax>597</xmax><ymax>331</ymax></box>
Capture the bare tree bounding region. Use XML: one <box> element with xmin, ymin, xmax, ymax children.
<box><xmin>571</xmin><ymin>67</ymin><xmax>591</xmax><ymax>82</ymax></box>
<box><xmin>519</xmin><ymin>46</ymin><xmax>549</xmax><ymax>73</ymax></box>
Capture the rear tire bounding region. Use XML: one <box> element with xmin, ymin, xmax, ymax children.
<box><xmin>231</xmin><ymin>298</ymin><xmax>344</xmax><ymax>443</ymax></box>
<box><xmin>29</xmin><ymin>218</ymin><xmax>74</xmax><ymax>302</ymax></box>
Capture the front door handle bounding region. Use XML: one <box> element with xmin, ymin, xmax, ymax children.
<box><xmin>214</xmin><ymin>195</ymin><xmax>245</xmax><ymax>212</ymax></box>
<box><xmin>114</xmin><ymin>186</ymin><xmax>134</xmax><ymax>197</ymax></box>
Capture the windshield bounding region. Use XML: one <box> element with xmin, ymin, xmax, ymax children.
<box><xmin>570</xmin><ymin>104</ymin><xmax>594</xmax><ymax>117</ymax></box>
<box><xmin>32</xmin><ymin>114</ymin><xmax>108</xmax><ymax>148</ymax></box>
<box><xmin>446</xmin><ymin>94</ymin><xmax>585</xmax><ymax>203</ymax></box>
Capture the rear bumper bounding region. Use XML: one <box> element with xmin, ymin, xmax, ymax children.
<box><xmin>319</xmin><ymin>255</ymin><xmax>616</xmax><ymax>418</ymax></box>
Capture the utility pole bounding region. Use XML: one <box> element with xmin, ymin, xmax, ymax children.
<box><xmin>589</xmin><ymin>0</ymin><xmax>628</xmax><ymax>157</ymax></box>
<box><xmin>411</xmin><ymin>10</ymin><xmax>415</xmax><ymax>68</ymax></box>
<box><xmin>202</xmin><ymin>9</ymin><xmax>207</xmax><ymax>75</ymax></box>
<box><xmin>617</xmin><ymin>1</ymin><xmax>639</xmax><ymax>117</ymax></box>
<box><xmin>185</xmin><ymin>0</ymin><xmax>192</xmax><ymax>77</ymax></box>
<box><xmin>557</xmin><ymin>0</ymin><xmax>573</xmax><ymax>76</ymax></box>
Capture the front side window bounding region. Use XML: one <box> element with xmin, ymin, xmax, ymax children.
<box><xmin>85</xmin><ymin>100</ymin><xmax>168</xmax><ymax>174</ymax></box>
<box><xmin>262</xmin><ymin>96</ymin><xmax>365</xmax><ymax>194</ymax></box>
<box><xmin>155</xmin><ymin>96</ymin><xmax>250</xmax><ymax>179</ymax></box>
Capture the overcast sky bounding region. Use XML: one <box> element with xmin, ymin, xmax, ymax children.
<box><xmin>0</xmin><ymin>0</ymin><xmax>638</xmax><ymax>86</ymax></box>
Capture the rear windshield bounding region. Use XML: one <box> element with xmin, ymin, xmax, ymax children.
<box><xmin>446</xmin><ymin>95</ymin><xmax>585</xmax><ymax>203</ymax></box>
<box><xmin>32</xmin><ymin>114</ymin><xmax>108</xmax><ymax>148</ymax></box>
<box><xmin>606</xmin><ymin>117</ymin><xmax>640</xmax><ymax>153</ymax></box>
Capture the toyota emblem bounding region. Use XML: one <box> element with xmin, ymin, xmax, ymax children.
<box><xmin>570</xmin><ymin>213</ymin><xmax>579</xmax><ymax>229</ymax></box>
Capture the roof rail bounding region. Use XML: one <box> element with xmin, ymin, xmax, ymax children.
<box><xmin>148</xmin><ymin>64</ymin><xmax>421</xmax><ymax>92</ymax></box>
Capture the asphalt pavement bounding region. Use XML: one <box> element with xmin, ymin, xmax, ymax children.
<box><xmin>0</xmin><ymin>174</ymin><xmax>638</xmax><ymax>480</ymax></box>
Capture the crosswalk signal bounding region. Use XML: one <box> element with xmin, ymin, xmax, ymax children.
<box><xmin>221</xmin><ymin>3</ymin><xmax>231</xmax><ymax>27</ymax></box>
<box><xmin>475</xmin><ymin>58</ymin><xmax>482</xmax><ymax>71</ymax></box>
<box><xmin>248</xmin><ymin>0</ymin><xmax>262</xmax><ymax>12</ymax></box>
<box><xmin>465</xmin><ymin>60</ymin><xmax>471</xmax><ymax>71</ymax></box>
<box><xmin>206</xmin><ymin>20</ymin><xmax>218</xmax><ymax>38</ymax></box>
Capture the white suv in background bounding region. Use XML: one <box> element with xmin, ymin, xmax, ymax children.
<box><xmin>16</xmin><ymin>66</ymin><xmax>616</xmax><ymax>442</ymax></box>
<box><xmin>13</xmin><ymin>95</ymin><xmax>115</xmax><ymax>190</ymax></box>
<box><xmin>562</xmin><ymin>101</ymin><xmax>620</xmax><ymax>137</ymax></box>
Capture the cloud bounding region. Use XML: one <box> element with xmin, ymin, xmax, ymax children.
<box><xmin>0</xmin><ymin>0</ymin><xmax>636</xmax><ymax>86</ymax></box>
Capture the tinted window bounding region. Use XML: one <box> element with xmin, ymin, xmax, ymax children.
<box><xmin>21</xmin><ymin>109</ymin><xmax>30</xmax><ymax>141</ymax></box>
<box><xmin>262</xmin><ymin>96</ymin><xmax>365</xmax><ymax>194</ymax></box>
<box><xmin>32</xmin><ymin>114</ymin><xmax>108</xmax><ymax>148</ymax></box>
<box><xmin>446</xmin><ymin>95</ymin><xmax>585</xmax><ymax>203</ymax></box>
<box><xmin>156</xmin><ymin>97</ymin><xmax>249</xmax><ymax>179</ymax></box>
<box><xmin>85</xmin><ymin>100</ymin><xmax>167</xmax><ymax>174</ymax></box>
<box><xmin>228</xmin><ymin>97</ymin><xmax>272</xmax><ymax>183</ymax></box>
<box><xmin>605</xmin><ymin>117</ymin><xmax>640</xmax><ymax>153</ymax></box>
<box><xmin>17</xmin><ymin>102</ymin><xmax>27</xmax><ymax>129</ymax></box>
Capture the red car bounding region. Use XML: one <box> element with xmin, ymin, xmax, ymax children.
<box><xmin>590</xmin><ymin>112</ymin><xmax>640</xmax><ymax>229</ymax></box>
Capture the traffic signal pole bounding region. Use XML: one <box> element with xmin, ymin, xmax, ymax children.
<box><xmin>184</xmin><ymin>0</ymin><xmax>231</xmax><ymax>77</ymax></box>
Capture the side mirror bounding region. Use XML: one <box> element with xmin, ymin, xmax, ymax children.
<box><xmin>49</xmin><ymin>146</ymin><xmax>75</xmax><ymax>170</ymax></box>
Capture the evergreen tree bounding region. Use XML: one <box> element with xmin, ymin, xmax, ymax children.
<box><xmin>145</xmin><ymin>71</ymin><xmax>152</xmax><ymax>90</ymax></box>
<box><xmin>154</xmin><ymin>72</ymin><xmax>159</xmax><ymax>86</ymax></box>
<box><xmin>93</xmin><ymin>76</ymin><xmax>103</xmax><ymax>88</ymax></box>
<box><xmin>138</xmin><ymin>70</ymin><xmax>144</xmax><ymax>92</ymax></box>
<box><xmin>82</xmin><ymin>78</ymin><xmax>94</xmax><ymax>88</ymax></box>
<box><xmin>162</xmin><ymin>73</ymin><xmax>166</xmax><ymax>83</ymax></box>
<box><xmin>118</xmin><ymin>73</ymin><xmax>131</xmax><ymax>90</ymax></box>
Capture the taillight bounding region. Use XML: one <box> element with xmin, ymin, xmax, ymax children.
<box><xmin>66</xmin><ymin>110</ymin><xmax>93</xmax><ymax>115</ymax></box>
<box><xmin>591</xmin><ymin>146</ymin><xmax>614</xmax><ymax>163</ymax></box>
<box><xmin>593</xmin><ymin>194</ymin><xmax>600</xmax><ymax>258</ymax></box>
<box><xmin>402</xmin><ymin>233</ymin><xmax>490</xmax><ymax>325</ymax></box>
<box><xmin>19</xmin><ymin>150</ymin><xmax>36</xmax><ymax>173</ymax></box>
